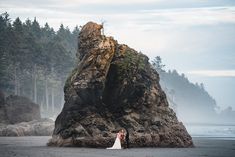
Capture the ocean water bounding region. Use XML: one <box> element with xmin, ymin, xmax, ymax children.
<box><xmin>185</xmin><ymin>124</ymin><xmax>235</xmax><ymax>138</ymax></box>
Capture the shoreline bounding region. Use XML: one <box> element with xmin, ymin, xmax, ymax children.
<box><xmin>192</xmin><ymin>136</ymin><xmax>235</xmax><ymax>139</ymax></box>
<box><xmin>0</xmin><ymin>136</ymin><xmax>235</xmax><ymax>157</ymax></box>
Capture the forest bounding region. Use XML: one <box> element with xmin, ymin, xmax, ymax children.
<box><xmin>0</xmin><ymin>13</ymin><xmax>79</xmax><ymax>117</ymax></box>
<box><xmin>152</xmin><ymin>56</ymin><xmax>235</xmax><ymax>124</ymax></box>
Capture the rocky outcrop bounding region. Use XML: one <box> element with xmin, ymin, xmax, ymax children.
<box><xmin>0</xmin><ymin>91</ymin><xmax>4</xmax><ymax>106</ymax></box>
<box><xmin>0</xmin><ymin>91</ymin><xmax>8</xmax><ymax>123</ymax></box>
<box><xmin>48</xmin><ymin>22</ymin><xmax>193</xmax><ymax>148</ymax></box>
<box><xmin>5</xmin><ymin>95</ymin><xmax>41</xmax><ymax>124</ymax></box>
<box><xmin>0</xmin><ymin>94</ymin><xmax>41</xmax><ymax>124</ymax></box>
<box><xmin>0</xmin><ymin>93</ymin><xmax>53</xmax><ymax>136</ymax></box>
<box><xmin>0</xmin><ymin>118</ymin><xmax>54</xmax><ymax>136</ymax></box>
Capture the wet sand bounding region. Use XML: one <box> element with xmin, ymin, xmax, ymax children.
<box><xmin>0</xmin><ymin>136</ymin><xmax>234</xmax><ymax>157</ymax></box>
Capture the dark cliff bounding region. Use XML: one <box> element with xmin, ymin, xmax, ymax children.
<box><xmin>48</xmin><ymin>22</ymin><xmax>193</xmax><ymax>147</ymax></box>
<box><xmin>0</xmin><ymin>93</ymin><xmax>41</xmax><ymax>124</ymax></box>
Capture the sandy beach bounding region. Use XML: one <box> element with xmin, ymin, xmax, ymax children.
<box><xmin>0</xmin><ymin>136</ymin><xmax>234</xmax><ymax>157</ymax></box>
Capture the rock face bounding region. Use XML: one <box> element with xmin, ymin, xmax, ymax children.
<box><xmin>0</xmin><ymin>91</ymin><xmax>4</xmax><ymax>106</ymax></box>
<box><xmin>0</xmin><ymin>93</ymin><xmax>53</xmax><ymax>136</ymax></box>
<box><xmin>0</xmin><ymin>118</ymin><xmax>54</xmax><ymax>136</ymax></box>
<box><xmin>0</xmin><ymin>95</ymin><xmax>41</xmax><ymax>124</ymax></box>
<box><xmin>0</xmin><ymin>91</ymin><xmax>8</xmax><ymax>123</ymax></box>
<box><xmin>48</xmin><ymin>22</ymin><xmax>193</xmax><ymax>147</ymax></box>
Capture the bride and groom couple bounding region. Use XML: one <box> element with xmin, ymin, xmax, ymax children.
<box><xmin>107</xmin><ymin>129</ymin><xmax>129</xmax><ymax>149</ymax></box>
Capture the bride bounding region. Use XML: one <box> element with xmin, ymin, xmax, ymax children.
<box><xmin>107</xmin><ymin>129</ymin><xmax>125</xmax><ymax>149</ymax></box>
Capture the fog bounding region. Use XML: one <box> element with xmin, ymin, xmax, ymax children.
<box><xmin>157</xmin><ymin>68</ymin><xmax>235</xmax><ymax>125</ymax></box>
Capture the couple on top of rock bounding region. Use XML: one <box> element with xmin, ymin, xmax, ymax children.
<box><xmin>107</xmin><ymin>129</ymin><xmax>129</xmax><ymax>149</ymax></box>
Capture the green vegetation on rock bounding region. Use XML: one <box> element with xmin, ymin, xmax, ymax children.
<box><xmin>116</xmin><ymin>49</ymin><xmax>146</xmax><ymax>83</ymax></box>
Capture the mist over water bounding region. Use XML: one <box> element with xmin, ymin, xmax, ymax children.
<box><xmin>152</xmin><ymin>60</ymin><xmax>235</xmax><ymax>136</ymax></box>
<box><xmin>185</xmin><ymin>124</ymin><xmax>235</xmax><ymax>138</ymax></box>
<box><xmin>187</xmin><ymin>75</ymin><xmax>235</xmax><ymax>111</ymax></box>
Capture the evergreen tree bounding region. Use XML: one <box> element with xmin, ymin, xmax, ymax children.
<box><xmin>152</xmin><ymin>56</ymin><xmax>165</xmax><ymax>72</ymax></box>
<box><xmin>152</xmin><ymin>55</ymin><xmax>219</xmax><ymax>123</ymax></box>
<box><xmin>0</xmin><ymin>13</ymin><xmax>11</xmax><ymax>91</ymax></box>
<box><xmin>0</xmin><ymin>13</ymin><xmax>78</xmax><ymax>117</ymax></box>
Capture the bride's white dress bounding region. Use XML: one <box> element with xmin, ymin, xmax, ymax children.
<box><xmin>107</xmin><ymin>134</ymin><xmax>122</xmax><ymax>149</ymax></box>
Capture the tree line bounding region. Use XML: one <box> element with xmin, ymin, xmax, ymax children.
<box><xmin>152</xmin><ymin>56</ymin><xmax>235</xmax><ymax>124</ymax></box>
<box><xmin>0</xmin><ymin>13</ymin><xmax>79</xmax><ymax>117</ymax></box>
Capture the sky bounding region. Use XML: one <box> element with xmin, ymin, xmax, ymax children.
<box><xmin>1</xmin><ymin>0</ymin><xmax>235</xmax><ymax>110</ymax></box>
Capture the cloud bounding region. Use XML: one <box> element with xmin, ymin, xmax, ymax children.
<box><xmin>4</xmin><ymin>5</ymin><xmax>235</xmax><ymax>30</ymax></box>
<box><xmin>137</xmin><ymin>6</ymin><xmax>235</xmax><ymax>29</ymax></box>
<box><xmin>0</xmin><ymin>0</ymin><xmax>159</xmax><ymax>10</ymax></box>
<box><xmin>65</xmin><ymin>0</ymin><xmax>159</xmax><ymax>5</ymax></box>
<box><xmin>1</xmin><ymin>0</ymin><xmax>235</xmax><ymax>29</ymax></box>
<box><xmin>187</xmin><ymin>70</ymin><xmax>235</xmax><ymax>77</ymax></box>
<box><xmin>3</xmin><ymin>0</ymin><xmax>234</xmax><ymax>9</ymax></box>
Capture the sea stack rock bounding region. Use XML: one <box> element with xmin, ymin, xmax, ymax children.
<box><xmin>4</xmin><ymin>95</ymin><xmax>41</xmax><ymax>124</ymax></box>
<box><xmin>0</xmin><ymin>94</ymin><xmax>41</xmax><ymax>124</ymax></box>
<box><xmin>0</xmin><ymin>91</ymin><xmax>8</xmax><ymax>123</ymax></box>
<box><xmin>48</xmin><ymin>22</ymin><xmax>193</xmax><ymax>147</ymax></box>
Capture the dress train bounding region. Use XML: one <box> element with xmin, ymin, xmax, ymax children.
<box><xmin>107</xmin><ymin>135</ymin><xmax>122</xmax><ymax>149</ymax></box>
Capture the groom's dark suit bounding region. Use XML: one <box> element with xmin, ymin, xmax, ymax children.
<box><xmin>125</xmin><ymin>129</ymin><xmax>129</xmax><ymax>148</ymax></box>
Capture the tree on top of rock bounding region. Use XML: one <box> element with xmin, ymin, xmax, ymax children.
<box><xmin>152</xmin><ymin>56</ymin><xmax>165</xmax><ymax>72</ymax></box>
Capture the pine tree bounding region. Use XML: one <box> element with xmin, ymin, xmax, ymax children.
<box><xmin>152</xmin><ymin>56</ymin><xmax>165</xmax><ymax>72</ymax></box>
<box><xmin>0</xmin><ymin>14</ymin><xmax>78</xmax><ymax>116</ymax></box>
<box><xmin>0</xmin><ymin>13</ymin><xmax>9</xmax><ymax>90</ymax></box>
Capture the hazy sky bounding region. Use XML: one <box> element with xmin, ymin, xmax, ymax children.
<box><xmin>1</xmin><ymin>0</ymin><xmax>235</xmax><ymax>110</ymax></box>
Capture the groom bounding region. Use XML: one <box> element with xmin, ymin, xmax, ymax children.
<box><xmin>124</xmin><ymin>128</ymin><xmax>129</xmax><ymax>148</ymax></box>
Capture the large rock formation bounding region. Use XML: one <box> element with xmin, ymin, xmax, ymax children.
<box><xmin>0</xmin><ymin>93</ymin><xmax>54</xmax><ymax>136</ymax></box>
<box><xmin>0</xmin><ymin>94</ymin><xmax>41</xmax><ymax>124</ymax></box>
<box><xmin>4</xmin><ymin>95</ymin><xmax>41</xmax><ymax>124</ymax></box>
<box><xmin>0</xmin><ymin>118</ymin><xmax>54</xmax><ymax>136</ymax></box>
<box><xmin>0</xmin><ymin>91</ymin><xmax>4</xmax><ymax>106</ymax></box>
<box><xmin>0</xmin><ymin>91</ymin><xmax>8</xmax><ymax>123</ymax></box>
<box><xmin>48</xmin><ymin>22</ymin><xmax>193</xmax><ymax>147</ymax></box>
<box><xmin>0</xmin><ymin>92</ymin><xmax>54</xmax><ymax>136</ymax></box>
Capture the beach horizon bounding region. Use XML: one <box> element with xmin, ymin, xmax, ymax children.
<box><xmin>0</xmin><ymin>136</ymin><xmax>234</xmax><ymax>157</ymax></box>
